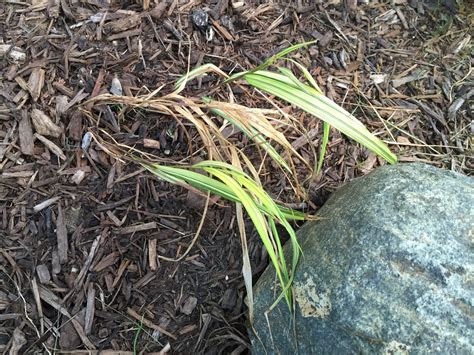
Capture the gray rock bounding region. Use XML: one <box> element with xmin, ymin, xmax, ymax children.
<box><xmin>251</xmin><ymin>163</ymin><xmax>474</xmax><ymax>354</ymax></box>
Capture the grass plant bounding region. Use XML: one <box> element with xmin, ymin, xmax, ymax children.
<box><xmin>88</xmin><ymin>41</ymin><xmax>396</xmax><ymax>321</ymax></box>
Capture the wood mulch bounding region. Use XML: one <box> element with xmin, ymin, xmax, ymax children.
<box><xmin>0</xmin><ymin>0</ymin><xmax>471</xmax><ymax>353</ymax></box>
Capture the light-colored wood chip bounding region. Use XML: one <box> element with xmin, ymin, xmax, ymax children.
<box><xmin>104</xmin><ymin>14</ymin><xmax>141</xmax><ymax>34</ymax></box>
<box><xmin>71</xmin><ymin>169</ymin><xmax>87</xmax><ymax>185</ymax></box>
<box><xmin>12</xmin><ymin>89</ymin><xmax>29</xmax><ymax>105</ymax></box>
<box><xmin>31</xmin><ymin>109</ymin><xmax>63</xmax><ymax>138</ymax></box>
<box><xmin>231</xmin><ymin>1</ymin><xmax>245</xmax><ymax>9</ymax></box>
<box><xmin>0</xmin><ymin>291</ymin><xmax>10</xmax><ymax>311</ymax></box>
<box><xmin>106</xmin><ymin>210</ymin><xmax>124</xmax><ymax>226</ymax></box>
<box><xmin>180</xmin><ymin>296</ymin><xmax>197</xmax><ymax>315</ymax></box>
<box><xmin>118</xmin><ymin>221</ymin><xmax>157</xmax><ymax>234</ymax></box>
<box><xmin>56</xmin><ymin>204</ymin><xmax>68</xmax><ymax>264</ymax></box>
<box><xmin>84</xmin><ymin>283</ymin><xmax>95</xmax><ymax>335</ymax></box>
<box><xmin>127</xmin><ymin>308</ymin><xmax>177</xmax><ymax>340</ymax></box>
<box><xmin>210</xmin><ymin>18</ymin><xmax>235</xmax><ymax>41</ymax></box>
<box><xmin>64</xmin><ymin>90</ymin><xmax>88</xmax><ymax>111</ymax></box>
<box><xmin>1</xmin><ymin>171</ymin><xmax>34</xmax><ymax>178</ymax></box>
<box><xmin>34</xmin><ymin>133</ymin><xmax>66</xmax><ymax>160</ymax></box>
<box><xmin>112</xmin><ymin>259</ymin><xmax>131</xmax><ymax>288</ymax></box>
<box><xmin>143</xmin><ymin>138</ymin><xmax>161</xmax><ymax>149</ymax></box>
<box><xmin>18</xmin><ymin>112</ymin><xmax>34</xmax><ymax>155</ymax></box>
<box><xmin>92</xmin><ymin>252</ymin><xmax>119</xmax><ymax>272</ymax></box>
<box><xmin>82</xmin><ymin>0</ymin><xmax>113</xmax><ymax>7</ymax></box>
<box><xmin>396</xmin><ymin>136</ymin><xmax>411</xmax><ymax>144</ymax></box>
<box><xmin>27</xmin><ymin>68</ymin><xmax>45</xmax><ymax>102</ymax></box>
<box><xmin>106</xmin><ymin>164</ymin><xmax>116</xmax><ymax>190</ymax></box>
<box><xmin>33</xmin><ymin>196</ymin><xmax>61</xmax><ymax>213</ymax></box>
<box><xmin>52</xmin><ymin>250</ymin><xmax>61</xmax><ymax>274</ymax></box>
<box><xmin>149</xmin><ymin>1</ymin><xmax>168</xmax><ymax>19</ymax></box>
<box><xmin>0</xmin><ymin>44</ymin><xmax>26</xmax><ymax>62</ymax></box>
<box><xmin>15</xmin><ymin>76</ymin><xmax>29</xmax><ymax>91</ymax></box>
<box><xmin>107</xmin><ymin>29</ymin><xmax>141</xmax><ymax>41</ymax></box>
<box><xmin>53</xmin><ymin>81</ymin><xmax>74</xmax><ymax>97</ymax></box>
<box><xmin>148</xmin><ymin>239</ymin><xmax>157</xmax><ymax>271</ymax></box>
<box><xmin>56</xmin><ymin>95</ymin><xmax>69</xmax><ymax>115</ymax></box>
<box><xmin>31</xmin><ymin>278</ymin><xmax>45</xmax><ymax>334</ymax></box>
<box><xmin>74</xmin><ymin>234</ymin><xmax>102</xmax><ymax>290</ymax></box>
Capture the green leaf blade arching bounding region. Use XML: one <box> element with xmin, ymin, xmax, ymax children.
<box><xmin>243</xmin><ymin>71</ymin><xmax>397</xmax><ymax>164</ymax></box>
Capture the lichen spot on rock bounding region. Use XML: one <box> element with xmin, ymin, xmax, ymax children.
<box><xmin>294</xmin><ymin>273</ymin><xmax>331</xmax><ymax>318</ymax></box>
<box><xmin>382</xmin><ymin>340</ymin><xmax>410</xmax><ymax>355</ymax></box>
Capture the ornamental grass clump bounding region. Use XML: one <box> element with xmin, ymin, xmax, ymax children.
<box><xmin>88</xmin><ymin>41</ymin><xmax>396</xmax><ymax>321</ymax></box>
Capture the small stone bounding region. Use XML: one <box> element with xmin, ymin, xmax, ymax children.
<box><xmin>370</xmin><ymin>74</ymin><xmax>387</xmax><ymax>84</ymax></box>
<box><xmin>309</xmin><ymin>46</ymin><xmax>318</xmax><ymax>58</ymax></box>
<box><xmin>323</xmin><ymin>56</ymin><xmax>332</xmax><ymax>66</ymax></box>
<box><xmin>191</xmin><ymin>9</ymin><xmax>209</xmax><ymax>31</ymax></box>
<box><xmin>110</xmin><ymin>76</ymin><xmax>122</xmax><ymax>96</ymax></box>
<box><xmin>231</xmin><ymin>1</ymin><xmax>245</xmax><ymax>9</ymax></box>
<box><xmin>36</xmin><ymin>264</ymin><xmax>51</xmax><ymax>284</ymax></box>
<box><xmin>81</xmin><ymin>132</ymin><xmax>93</xmax><ymax>151</ymax></box>
<box><xmin>180</xmin><ymin>296</ymin><xmax>198</xmax><ymax>315</ymax></box>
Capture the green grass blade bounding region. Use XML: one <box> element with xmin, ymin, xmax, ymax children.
<box><xmin>317</xmin><ymin>122</ymin><xmax>330</xmax><ymax>175</ymax></box>
<box><xmin>203</xmin><ymin>167</ymin><xmax>289</xmax><ymax>295</ymax></box>
<box><xmin>225</xmin><ymin>40</ymin><xmax>317</xmax><ymax>83</ymax></box>
<box><xmin>144</xmin><ymin>159</ymin><xmax>305</xmax><ymax>308</ymax></box>
<box><xmin>243</xmin><ymin>72</ymin><xmax>397</xmax><ymax>164</ymax></box>
<box><xmin>195</xmin><ymin>160</ymin><xmax>303</xmax><ymax>292</ymax></box>
<box><xmin>142</xmin><ymin>161</ymin><xmax>308</xmax><ymax>221</ymax></box>
<box><xmin>132</xmin><ymin>318</ymin><xmax>143</xmax><ymax>355</ymax></box>
<box><xmin>190</xmin><ymin>161</ymin><xmax>308</xmax><ymax>220</ymax></box>
<box><xmin>207</xmin><ymin>166</ymin><xmax>297</xmax><ymax>308</ymax></box>
<box><xmin>285</xmin><ymin>58</ymin><xmax>323</xmax><ymax>94</ymax></box>
<box><xmin>278</xmin><ymin>67</ymin><xmax>315</xmax><ymax>97</ymax></box>
<box><xmin>142</xmin><ymin>163</ymin><xmax>238</xmax><ymax>202</ymax></box>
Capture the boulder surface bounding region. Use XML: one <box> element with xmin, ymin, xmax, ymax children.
<box><xmin>251</xmin><ymin>163</ymin><xmax>473</xmax><ymax>354</ymax></box>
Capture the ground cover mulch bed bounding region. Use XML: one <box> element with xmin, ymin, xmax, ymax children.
<box><xmin>0</xmin><ymin>0</ymin><xmax>472</xmax><ymax>353</ymax></box>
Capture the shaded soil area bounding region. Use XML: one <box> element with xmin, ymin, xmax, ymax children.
<box><xmin>0</xmin><ymin>0</ymin><xmax>472</xmax><ymax>353</ymax></box>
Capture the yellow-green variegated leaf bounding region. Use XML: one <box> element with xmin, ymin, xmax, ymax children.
<box><xmin>243</xmin><ymin>70</ymin><xmax>397</xmax><ymax>164</ymax></box>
